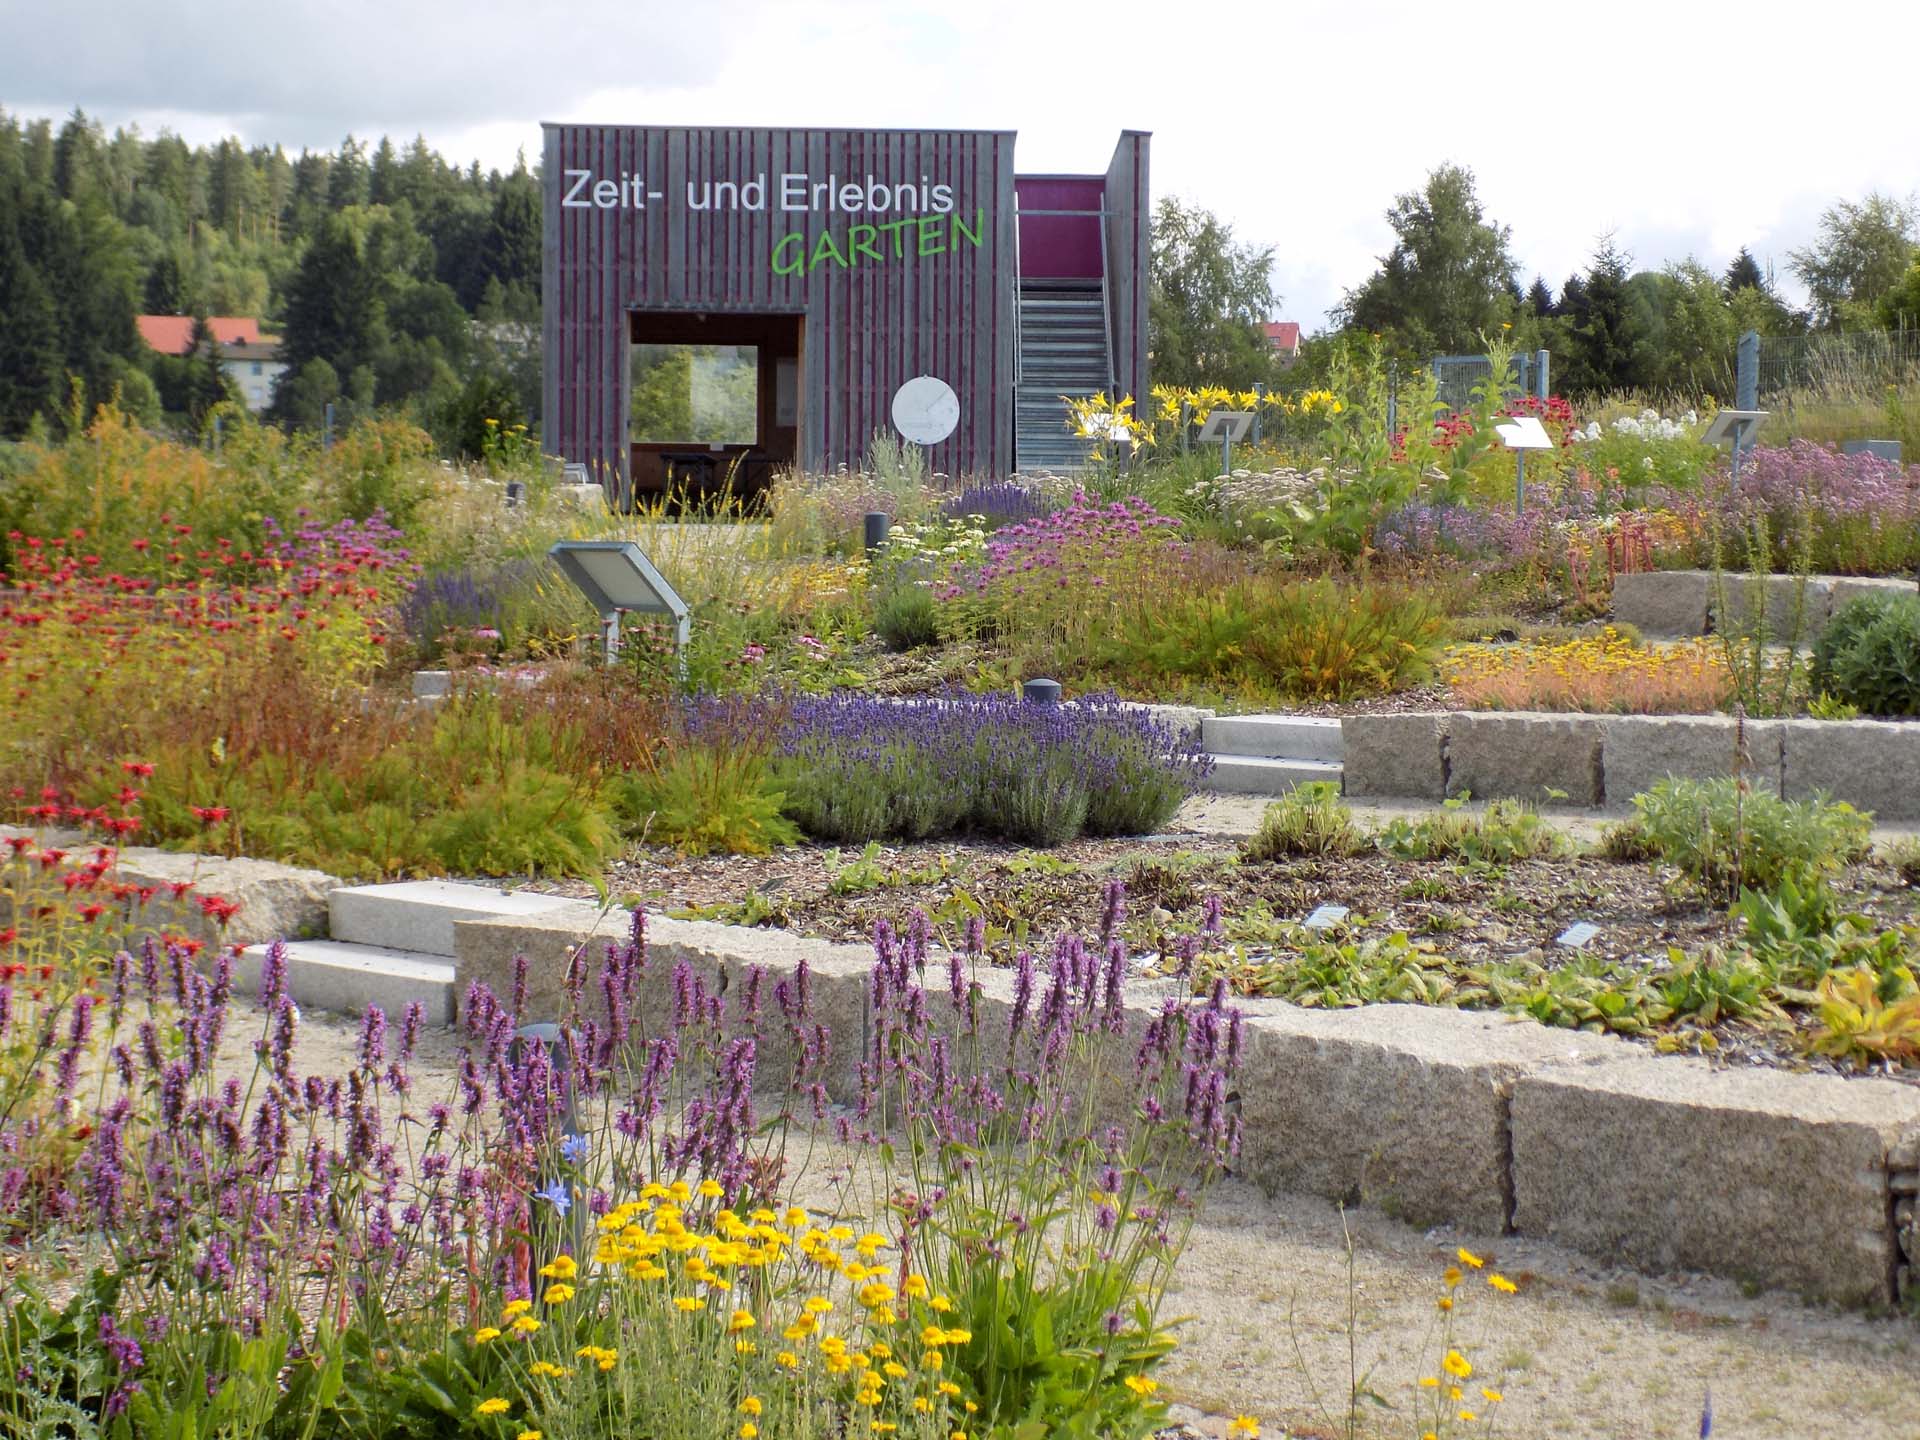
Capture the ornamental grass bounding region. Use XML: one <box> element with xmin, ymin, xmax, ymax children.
<box><xmin>1445</xmin><ymin>629</ymin><xmax>1733</xmax><ymax>714</ymax></box>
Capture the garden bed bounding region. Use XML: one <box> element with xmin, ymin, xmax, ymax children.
<box><xmin>526</xmin><ymin>824</ymin><xmax>1920</xmax><ymax>1085</ymax></box>
<box><xmin>453</xmin><ymin>900</ymin><xmax>1920</xmax><ymax>1305</ymax></box>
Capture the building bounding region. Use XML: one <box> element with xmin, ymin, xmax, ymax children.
<box><xmin>541</xmin><ymin>124</ymin><xmax>1150</xmax><ymax>504</ymax></box>
<box><xmin>134</xmin><ymin>315</ymin><xmax>287</xmax><ymax>413</ymax></box>
<box><xmin>1262</xmin><ymin>321</ymin><xmax>1302</xmax><ymax>368</ymax></box>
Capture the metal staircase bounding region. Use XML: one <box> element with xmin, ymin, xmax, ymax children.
<box><xmin>1015</xmin><ymin>279</ymin><xmax>1112</xmax><ymax>473</ymax></box>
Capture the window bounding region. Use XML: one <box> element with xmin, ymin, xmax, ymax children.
<box><xmin>629</xmin><ymin>344</ymin><xmax>757</xmax><ymax>445</ymax></box>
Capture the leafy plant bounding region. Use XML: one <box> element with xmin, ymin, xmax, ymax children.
<box><xmin>1819</xmin><ymin>591</ymin><xmax>1920</xmax><ymax>717</ymax></box>
<box><xmin>1803</xmin><ymin>964</ymin><xmax>1920</xmax><ymax>1067</ymax></box>
<box><xmin>1707</xmin><ymin>512</ymin><xmax>1813</xmax><ymax>717</ymax></box>
<box><xmin>1242</xmin><ymin>782</ymin><xmax>1371</xmax><ymax>860</ymax></box>
<box><xmin>873</xmin><ymin>581</ymin><xmax>940</xmax><ymax>651</ymax></box>
<box><xmin>1615</xmin><ymin>776</ymin><xmax>1872</xmax><ymax>903</ymax></box>
<box><xmin>1376</xmin><ymin>793</ymin><xmax>1570</xmax><ymax>864</ymax></box>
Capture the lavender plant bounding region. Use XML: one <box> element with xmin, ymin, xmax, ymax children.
<box><xmin>0</xmin><ymin>872</ymin><xmax>1243</xmax><ymax>1440</ymax></box>
<box><xmin>773</xmin><ymin>691</ymin><xmax>1212</xmax><ymax>846</ymax></box>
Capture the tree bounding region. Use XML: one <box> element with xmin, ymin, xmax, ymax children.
<box><xmin>1146</xmin><ymin>197</ymin><xmax>1280</xmax><ymax>388</ymax></box>
<box><xmin>277</xmin><ymin>214</ymin><xmax>380</xmax><ymax>393</ymax></box>
<box><xmin>184</xmin><ymin>314</ymin><xmax>235</xmax><ymax>423</ymax></box>
<box><xmin>1789</xmin><ymin>193</ymin><xmax>1917</xmax><ymax>329</ymax></box>
<box><xmin>1525</xmin><ymin>276</ymin><xmax>1555</xmax><ymax>317</ymax></box>
<box><xmin>1561</xmin><ymin>236</ymin><xmax>1644</xmax><ymax>396</ymax></box>
<box><xmin>1724</xmin><ymin>246</ymin><xmax>1765</xmax><ymax>295</ymax></box>
<box><xmin>1876</xmin><ymin>255</ymin><xmax>1920</xmax><ymax>332</ymax></box>
<box><xmin>0</xmin><ymin>195</ymin><xmax>63</xmax><ymax>431</ymax></box>
<box><xmin>1337</xmin><ymin>164</ymin><xmax>1520</xmax><ymax>356</ymax></box>
<box><xmin>144</xmin><ymin>251</ymin><xmax>189</xmax><ymax>313</ymax></box>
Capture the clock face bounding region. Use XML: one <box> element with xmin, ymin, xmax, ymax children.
<box><xmin>890</xmin><ymin>376</ymin><xmax>960</xmax><ymax>446</ymax></box>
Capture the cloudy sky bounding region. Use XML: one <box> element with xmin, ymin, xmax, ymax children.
<box><xmin>4</xmin><ymin>0</ymin><xmax>1916</xmax><ymax>326</ymax></box>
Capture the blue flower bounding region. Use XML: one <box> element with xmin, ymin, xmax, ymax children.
<box><xmin>560</xmin><ymin>1134</ymin><xmax>589</xmax><ymax>1166</ymax></box>
<box><xmin>535</xmin><ymin>1180</ymin><xmax>572</xmax><ymax>1217</ymax></box>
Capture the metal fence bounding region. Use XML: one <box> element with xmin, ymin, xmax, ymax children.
<box><xmin>1752</xmin><ymin>329</ymin><xmax>1920</xmax><ymax>400</ymax></box>
<box><xmin>1430</xmin><ymin>351</ymin><xmax>1547</xmax><ymax>412</ymax></box>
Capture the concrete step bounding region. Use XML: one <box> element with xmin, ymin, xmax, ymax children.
<box><xmin>236</xmin><ymin>940</ymin><xmax>459</xmax><ymax>1024</ymax></box>
<box><xmin>329</xmin><ymin>880</ymin><xmax>595</xmax><ymax>958</ymax></box>
<box><xmin>1202</xmin><ymin>755</ymin><xmax>1344</xmax><ymax>797</ymax></box>
<box><xmin>1201</xmin><ymin>714</ymin><xmax>1345</xmax><ymax>763</ymax></box>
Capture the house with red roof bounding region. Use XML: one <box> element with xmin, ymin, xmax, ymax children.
<box><xmin>1261</xmin><ymin>321</ymin><xmax>1302</xmax><ymax>368</ymax></box>
<box><xmin>135</xmin><ymin>316</ymin><xmax>286</xmax><ymax>412</ymax></box>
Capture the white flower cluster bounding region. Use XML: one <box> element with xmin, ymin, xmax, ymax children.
<box><xmin>1183</xmin><ymin>468</ymin><xmax>1323</xmax><ymax>516</ymax></box>
<box><xmin>1575</xmin><ymin>408</ymin><xmax>1700</xmax><ymax>443</ymax></box>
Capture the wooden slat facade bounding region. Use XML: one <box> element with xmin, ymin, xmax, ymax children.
<box><xmin>541</xmin><ymin>124</ymin><xmax>1150</xmax><ymax>493</ymax></box>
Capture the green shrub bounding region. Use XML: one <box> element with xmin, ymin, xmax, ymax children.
<box><xmin>1242</xmin><ymin>782</ymin><xmax>1371</xmax><ymax>860</ymax></box>
<box><xmin>1095</xmin><ymin>577</ymin><xmax>1447</xmax><ymax>701</ymax></box>
<box><xmin>1376</xmin><ymin>793</ymin><xmax>1569</xmax><ymax>863</ymax></box>
<box><xmin>615</xmin><ymin>746</ymin><xmax>799</xmax><ymax>856</ymax></box>
<box><xmin>873</xmin><ymin>583</ymin><xmax>940</xmax><ymax>650</ymax></box>
<box><xmin>1810</xmin><ymin>591</ymin><xmax>1907</xmax><ymax>694</ymax></box>
<box><xmin>1818</xmin><ymin>592</ymin><xmax>1920</xmax><ymax>717</ymax></box>
<box><xmin>1617</xmin><ymin>776</ymin><xmax>1872</xmax><ymax>902</ymax></box>
<box><xmin>1884</xmin><ymin>836</ymin><xmax>1920</xmax><ymax>887</ymax></box>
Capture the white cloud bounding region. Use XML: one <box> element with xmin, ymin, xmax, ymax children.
<box><xmin>7</xmin><ymin>0</ymin><xmax>1917</xmax><ymax>327</ymax></box>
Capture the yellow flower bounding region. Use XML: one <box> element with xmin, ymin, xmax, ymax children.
<box><xmin>503</xmin><ymin>1300</ymin><xmax>532</xmax><ymax>1318</ymax></box>
<box><xmin>1124</xmin><ymin>1375</ymin><xmax>1159</xmax><ymax>1397</ymax></box>
<box><xmin>674</xmin><ymin>1297</ymin><xmax>706</xmax><ymax>1313</ymax></box>
<box><xmin>1481</xmin><ymin>1387</ymin><xmax>1504</xmax><ymax>1403</ymax></box>
<box><xmin>538</xmin><ymin>1254</ymin><xmax>577</xmax><ymax>1280</ymax></box>
<box><xmin>805</xmin><ymin>1297</ymin><xmax>835</xmax><ymax>1315</ymax></box>
<box><xmin>938</xmin><ymin>1381</ymin><xmax>962</xmax><ymax>1397</ymax></box>
<box><xmin>1419</xmin><ymin>1377</ymin><xmax>1440</xmax><ymax>1389</ymax></box>
<box><xmin>1228</xmin><ymin>1417</ymin><xmax>1261</xmax><ymax>1438</ymax></box>
<box><xmin>542</xmin><ymin>1283</ymin><xmax>576</xmax><ymax>1304</ymax></box>
<box><xmin>1449</xmin><ymin>1385</ymin><xmax>1464</xmax><ymax>1401</ymax></box>
<box><xmin>473</xmin><ymin>1326</ymin><xmax>501</xmax><ymax>1343</ymax></box>
<box><xmin>699</xmin><ymin>1178</ymin><xmax>725</xmax><ymax>1198</ymax></box>
<box><xmin>1442</xmin><ymin>1266</ymin><xmax>1462</xmax><ymax>1289</ymax></box>
<box><xmin>739</xmin><ymin>1397</ymin><xmax>764</xmax><ymax>1416</ymax></box>
<box><xmin>929</xmin><ymin>1295</ymin><xmax>953</xmax><ymax>1312</ymax></box>
<box><xmin>1442</xmin><ymin>1349</ymin><xmax>1473</xmax><ymax>1379</ymax></box>
<box><xmin>517</xmin><ymin>1432</ymin><xmax>542</xmax><ymax>1440</ymax></box>
<box><xmin>735</xmin><ymin>1339</ymin><xmax>757</xmax><ymax>1356</ymax></box>
<box><xmin>1489</xmin><ymin>1273</ymin><xmax>1518</xmax><ymax>1294</ymax></box>
<box><xmin>510</xmin><ymin>1316</ymin><xmax>541</xmax><ymax>1335</ymax></box>
<box><xmin>739</xmin><ymin>1426</ymin><xmax>758</xmax><ymax>1440</ymax></box>
<box><xmin>1456</xmin><ymin>1248</ymin><xmax>1484</xmax><ymax>1269</ymax></box>
<box><xmin>529</xmin><ymin>1361</ymin><xmax>569</xmax><ymax>1379</ymax></box>
<box><xmin>783</xmin><ymin>1206</ymin><xmax>808</xmax><ymax>1229</ymax></box>
<box><xmin>1436</xmin><ymin>1296</ymin><xmax>1453</xmax><ymax>1312</ymax></box>
<box><xmin>477</xmin><ymin>1398</ymin><xmax>511</xmax><ymax>1416</ymax></box>
<box><xmin>904</xmin><ymin>1274</ymin><xmax>929</xmax><ymax>1299</ymax></box>
<box><xmin>776</xmin><ymin>1351</ymin><xmax>799</xmax><ymax>1369</ymax></box>
<box><xmin>1459</xmin><ymin>1412</ymin><xmax>1477</xmax><ymax>1423</ymax></box>
<box><xmin>729</xmin><ymin>1309</ymin><xmax>757</xmax><ymax>1333</ymax></box>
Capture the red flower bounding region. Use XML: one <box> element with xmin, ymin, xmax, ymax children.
<box><xmin>167</xmin><ymin>881</ymin><xmax>194</xmax><ymax>899</ymax></box>
<box><xmin>120</xmin><ymin>761</ymin><xmax>156</xmax><ymax>779</ymax></box>
<box><xmin>0</xmin><ymin>928</ymin><xmax>15</xmax><ymax>947</ymax></box>
<box><xmin>196</xmin><ymin>894</ymin><xmax>242</xmax><ymax>927</ymax></box>
<box><xmin>190</xmin><ymin>805</ymin><xmax>231</xmax><ymax>826</ymax></box>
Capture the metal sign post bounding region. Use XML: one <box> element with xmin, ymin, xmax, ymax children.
<box><xmin>1493</xmin><ymin>415</ymin><xmax>1555</xmax><ymax>515</ymax></box>
<box><xmin>1703</xmin><ymin>409</ymin><xmax>1769</xmax><ymax>487</ymax></box>
<box><xmin>1195</xmin><ymin>409</ymin><xmax>1254</xmax><ymax>477</ymax></box>
<box><xmin>548</xmin><ymin>540</ymin><xmax>691</xmax><ymax>672</ymax></box>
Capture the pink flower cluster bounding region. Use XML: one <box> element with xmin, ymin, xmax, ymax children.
<box><xmin>938</xmin><ymin>493</ymin><xmax>1183</xmax><ymax>600</ymax></box>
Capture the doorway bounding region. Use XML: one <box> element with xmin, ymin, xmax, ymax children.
<box><xmin>626</xmin><ymin>310</ymin><xmax>803</xmax><ymax>510</ymax></box>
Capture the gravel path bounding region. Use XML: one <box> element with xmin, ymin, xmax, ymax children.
<box><xmin>256</xmin><ymin>1011</ymin><xmax>1920</xmax><ymax>1440</ymax></box>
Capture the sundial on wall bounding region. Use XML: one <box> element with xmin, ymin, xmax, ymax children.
<box><xmin>890</xmin><ymin>376</ymin><xmax>960</xmax><ymax>446</ymax></box>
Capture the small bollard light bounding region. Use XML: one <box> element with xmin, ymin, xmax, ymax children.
<box><xmin>504</xmin><ymin>479</ymin><xmax>526</xmax><ymax>508</ymax></box>
<box><xmin>1023</xmin><ymin>678</ymin><xmax>1062</xmax><ymax>705</ymax></box>
<box><xmin>863</xmin><ymin>511</ymin><xmax>891</xmax><ymax>554</ymax></box>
